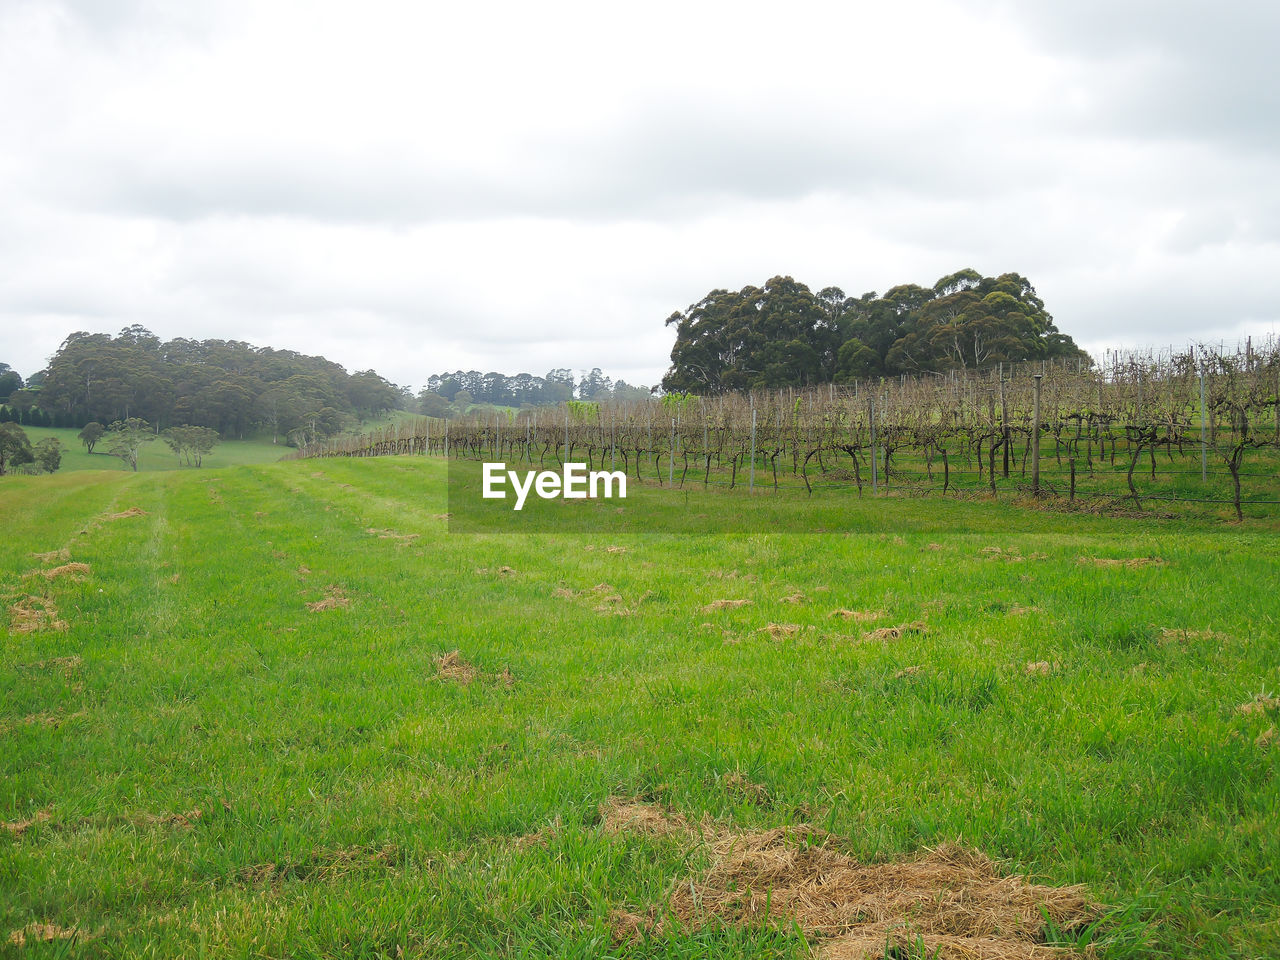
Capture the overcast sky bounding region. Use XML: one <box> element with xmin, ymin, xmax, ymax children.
<box><xmin>2</xmin><ymin>0</ymin><xmax>1277</xmax><ymax>390</ymax></box>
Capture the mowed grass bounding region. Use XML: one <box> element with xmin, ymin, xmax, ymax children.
<box><xmin>1</xmin><ymin>457</ymin><xmax>1278</xmax><ymax>958</ymax></box>
<box><xmin>18</xmin><ymin>426</ymin><xmax>288</xmax><ymax>473</ymax></box>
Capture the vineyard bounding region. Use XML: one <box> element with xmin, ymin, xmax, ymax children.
<box><xmin>296</xmin><ymin>341</ymin><xmax>1280</xmax><ymax>519</ymax></box>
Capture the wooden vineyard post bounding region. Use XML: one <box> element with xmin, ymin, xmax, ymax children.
<box><xmin>668</xmin><ymin>418</ymin><xmax>675</xmax><ymax>486</ymax></box>
<box><xmin>1199</xmin><ymin>366</ymin><xmax>1208</xmax><ymax>482</ymax></box>
<box><xmin>1032</xmin><ymin>374</ymin><xmax>1042</xmax><ymax>496</ymax></box>
<box><xmin>869</xmin><ymin>397</ymin><xmax>878</xmax><ymax>495</ymax></box>
<box><xmin>748</xmin><ymin>407</ymin><xmax>756</xmax><ymax>493</ymax></box>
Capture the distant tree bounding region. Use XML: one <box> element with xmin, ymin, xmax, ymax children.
<box><xmin>78</xmin><ymin>421</ymin><xmax>106</xmax><ymax>453</ymax></box>
<box><xmin>577</xmin><ymin>367</ymin><xmax>614</xmax><ymax>400</ymax></box>
<box><xmin>0</xmin><ymin>363</ymin><xmax>22</xmax><ymax>400</ymax></box>
<box><xmin>106</xmin><ymin>418</ymin><xmax>155</xmax><ymax>472</ymax></box>
<box><xmin>0</xmin><ymin>422</ymin><xmax>34</xmax><ymax>475</ymax></box>
<box><xmin>417</xmin><ymin>390</ymin><xmax>450</xmax><ymax>418</ymax></box>
<box><xmin>33</xmin><ymin>437</ymin><xmax>62</xmax><ymax>473</ymax></box>
<box><xmin>162</xmin><ymin>425</ymin><xmax>221</xmax><ymax>466</ymax></box>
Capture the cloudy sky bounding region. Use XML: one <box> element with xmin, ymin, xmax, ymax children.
<box><xmin>2</xmin><ymin>0</ymin><xmax>1277</xmax><ymax>390</ymax></box>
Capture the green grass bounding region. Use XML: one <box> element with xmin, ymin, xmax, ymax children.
<box><xmin>18</xmin><ymin>426</ymin><xmax>289</xmax><ymax>473</ymax></box>
<box><xmin>2</xmin><ymin>457</ymin><xmax>1278</xmax><ymax>958</ymax></box>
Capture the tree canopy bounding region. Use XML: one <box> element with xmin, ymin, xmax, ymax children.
<box><xmin>662</xmin><ymin>270</ymin><xmax>1087</xmax><ymax>393</ymax></box>
<box><xmin>11</xmin><ymin>327</ymin><xmax>408</xmax><ymax>444</ymax></box>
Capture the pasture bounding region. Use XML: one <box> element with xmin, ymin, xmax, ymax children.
<box><xmin>2</xmin><ymin>457</ymin><xmax>1278</xmax><ymax>958</ymax></box>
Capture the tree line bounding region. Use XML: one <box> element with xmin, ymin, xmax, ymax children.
<box><xmin>662</xmin><ymin>269</ymin><xmax>1087</xmax><ymax>393</ymax></box>
<box><xmin>1</xmin><ymin>326</ymin><xmax>407</xmax><ymax>445</ymax></box>
<box><xmin>418</xmin><ymin>368</ymin><xmax>652</xmax><ymax>417</ymax></box>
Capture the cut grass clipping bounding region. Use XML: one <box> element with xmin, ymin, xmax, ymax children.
<box><xmin>602</xmin><ymin>799</ymin><xmax>1095</xmax><ymax>959</ymax></box>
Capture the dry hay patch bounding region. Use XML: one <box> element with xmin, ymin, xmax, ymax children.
<box><xmin>606</xmin><ymin>545</ymin><xmax>628</xmax><ymax>554</ymax></box>
<box><xmin>895</xmin><ymin>665</ymin><xmax>925</xmax><ymax>678</ymax></box>
<box><xmin>435</xmin><ymin>650</ymin><xmax>479</xmax><ymax>685</ymax></box>
<box><xmin>981</xmin><ymin>547</ymin><xmax>1048</xmax><ymax>563</ymax></box>
<box><xmin>761</xmin><ymin>623</ymin><xmax>803</xmax><ymax>641</ymax></box>
<box><xmin>780</xmin><ymin>592</ymin><xmax>806</xmax><ymax>604</ymax></box>
<box><xmin>8</xmin><ymin>923</ymin><xmax>92</xmax><ymax>947</ymax></box>
<box><xmin>603</xmin><ymin>799</ymin><xmax>1095</xmax><ymax>959</ymax></box>
<box><xmin>305</xmin><ymin>586</ymin><xmax>351</xmax><ymax>612</ymax></box>
<box><xmin>1024</xmin><ymin>661</ymin><xmax>1055</xmax><ymax>677</ymax></box>
<box><xmin>475</xmin><ymin>565</ymin><xmax>517</xmax><ymax>577</ymax></box>
<box><xmin>237</xmin><ymin>842</ymin><xmax>400</xmax><ymax>887</ymax></box>
<box><xmin>3</xmin><ymin>809</ymin><xmax>51</xmax><ymax>836</ymax></box>
<box><xmin>433</xmin><ymin>651</ymin><xmax>515</xmax><ymax>688</ymax></box>
<box><xmin>34</xmin><ymin>562</ymin><xmax>91</xmax><ymax>581</ymax></box>
<box><xmin>702</xmin><ymin>598</ymin><xmax>753</xmax><ymax>613</ymax></box>
<box><xmin>20</xmin><ymin>655</ymin><xmax>82</xmax><ymax>675</ymax></box>
<box><xmin>1077</xmin><ymin>556</ymin><xmax>1164</xmax><ymax>569</ymax></box>
<box><xmin>1237</xmin><ymin>694</ymin><xmax>1280</xmax><ymax>717</ymax></box>
<box><xmin>1158</xmin><ymin>627</ymin><xmax>1226</xmax><ymax>646</ymax></box>
<box><xmin>721</xmin><ymin>771</ymin><xmax>772</xmax><ymax>806</ymax></box>
<box><xmin>8</xmin><ymin>596</ymin><xmax>68</xmax><ymax>634</ymax></box>
<box><xmin>31</xmin><ymin>548</ymin><xmax>70</xmax><ymax>564</ymax></box>
<box><xmin>366</xmin><ymin>527</ymin><xmax>419</xmax><ymax>544</ymax></box>
<box><xmin>710</xmin><ymin>570</ymin><xmax>759</xmax><ymax>582</ymax></box>
<box><xmin>829</xmin><ymin>609</ymin><xmax>884</xmax><ymax>623</ymax></box>
<box><xmin>862</xmin><ymin>622</ymin><xmax>928</xmax><ymax>643</ymax></box>
<box><xmin>105</xmin><ymin>506</ymin><xmax>147</xmax><ymax>521</ymax></box>
<box><xmin>1008</xmin><ymin>604</ymin><xmax>1043</xmax><ymax>616</ymax></box>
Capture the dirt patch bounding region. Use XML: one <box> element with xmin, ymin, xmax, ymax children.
<box><xmin>761</xmin><ymin>623</ymin><xmax>802</xmax><ymax>640</ymax></box>
<box><xmin>1238</xmin><ymin>694</ymin><xmax>1280</xmax><ymax>716</ymax></box>
<box><xmin>366</xmin><ymin>527</ymin><xmax>419</xmax><ymax>544</ymax></box>
<box><xmin>3</xmin><ymin>809</ymin><xmax>51</xmax><ymax>836</ymax></box>
<box><xmin>305</xmin><ymin>586</ymin><xmax>351</xmax><ymax>612</ymax></box>
<box><xmin>35</xmin><ymin>562</ymin><xmax>91</xmax><ymax>581</ymax></box>
<box><xmin>862</xmin><ymin>622</ymin><xmax>928</xmax><ymax>643</ymax></box>
<box><xmin>8</xmin><ymin>596</ymin><xmax>68</xmax><ymax>634</ymax></box>
<box><xmin>31</xmin><ymin>548</ymin><xmax>70</xmax><ymax>563</ymax></box>
<box><xmin>604</xmin><ymin>800</ymin><xmax>1094</xmax><ymax>959</ymax></box>
<box><xmin>435</xmin><ymin>650</ymin><xmax>479</xmax><ymax>685</ymax></box>
<box><xmin>1077</xmin><ymin>556</ymin><xmax>1164</xmax><ymax>569</ymax></box>
<box><xmin>8</xmin><ymin>923</ymin><xmax>89</xmax><ymax>946</ymax></box>
<box><xmin>702</xmin><ymin>598</ymin><xmax>753</xmax><ymax>613</ymax></box>
<box><xmin>105</xmin><ymin>507</ymin><xmax>147</xmax><ymax>520</ymax></box>
<box><xmin>829</xmin><ymin>609</ymin><xmax>884</xmax><ymax>623</ymax></box>
<box><xmin>475</xmin><ymin>566</ymin><xmax>517</xmax><ymax>576</ymax></box>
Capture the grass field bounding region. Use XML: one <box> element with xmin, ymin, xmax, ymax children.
<box><xmin>16</xmin><ymin>426</ymin><xmax>290</xmax><ymax>474</ymax></box>
<box><xmin>2</xmin><ymin>457</ymin><xmax>1278</xmax><ymax>958</ymax></box>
